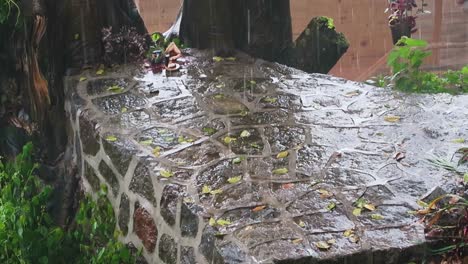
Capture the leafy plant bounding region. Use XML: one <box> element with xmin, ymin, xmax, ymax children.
<box><xmin>0</xmin><ymin>0</ymin><xmax>21</xmax><ymax>25</ymax></box>
<box><xmin>385</xmin><ymin>37</ymin><xmax>467</xmax><ymax>94</ymax></box>
<box><xmin>0</xmin><ymin>143</ymin><xmax>138</xmax><ymax>264</ymax></box>
<box><xmin>102</xmin><ymin>26</ymin><xmax>148</xmax><ymax>65</ymax></box>
<box><xmin>386</xmin><ymin>0</ymin><xmax>419</xmax><ymax>32</ymax></box>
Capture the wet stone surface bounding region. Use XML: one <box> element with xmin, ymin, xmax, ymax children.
<box><xmin>68</xmin><ymin>50</ymin><xmax>468</xmax><ymax>263</ymax></box>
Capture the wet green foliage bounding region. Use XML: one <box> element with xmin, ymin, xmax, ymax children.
<box><xmin>371</xmin><ymin>37</ymin><xmax>468</xmax><ymax>94</ymax></box>
<box><xmin>0</xmin><ymin>0</ymin><xmax>21</xmax><ymax>26</ymax></box>
<box><xmin>0</xmin><ymin>143</ymin><xmax>137</xmax><ymax>264</ymax></box>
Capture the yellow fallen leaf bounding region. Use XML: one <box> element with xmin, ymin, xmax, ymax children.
<box><xmin>315</xmin><ymin>241</ymin><xmax>331</xmax><ymax>250</ymax></box>
<box><xmin>349</xmin><ymin>234</ymin><xmax>360</xmax><ymax>243</ymax></box>
<box><xmin>327</xmin><ymin>239</ymin><xmax>336</xmax><ymax>245</ymax></box>
<box><xmin>216</xmin><ymin>219</ymin><xmax>231</xmax><ymax>226</ymax></box>
<box><xmin>452</xmin><ymin>138</ymin><xmax>465</xmax><ymax>143</ymax></box>
<box><xmin>272</xmin><ymin>168</ymin><xmax>288</xmax><ymax>175</ymax></box>
<box><xmin>384</xmin><ymin>115</ymin><xmax>401</xmax><ymax>123</ymax></box>
<box><xmin>326</xmin><ymin>202</ymin><xmax>336</xmax><ymax>211</ymax></box>
<box><xmin>139</xmin><ymin>139</ymin><xmax>153</xmax><ymax>146</ymax></box>
<box><xmin>364</xmin><ymin>203</ymin><xmax>376</xmax><ymax>211</ymax></box>
<box><xmin>240</xmin><ymin>130</ymin><xmax>251</xmax><ymax>138</ymax></box>
<box><xmin>292</xmin><ymin>238</ymin><xmax>303</xmax><ymax>244</ymax></box>
<box><xmin>318</xmin><ymin>189</ymin><xmax>333</xmax><ymax>199</ymax></box>
<box><xmin>96</xmin><ymin>69</ymin><xmax>105</xmax><ymax>75</ymax></box>
<box><xmin>371</xmin><ymin>214</ymin><xmax>384</xmax><ymax>220</ymax></box>
<box><xmin>345</xmin><ymin>90</ymin><xmax>361</xmax><ymax>97</ymax></box>
<box><xmin>276</xmin><ymin>151</ymin><xmax>289</xmax><ymax>159</ymax></box>
<box><xmin>352</xmin><ymin>208</ymin><xmax>362</xmax><ymax>216</ymax></box>
<box><xmin>213</xmin><ymin>56</ymin><xmax>224</xmax><ymax>62</ymax></box>
<box><xmin>121</xmin><ymin>107</ymin><xmax>128</xmax><ymax>113</ymax></box>
<box><xmin>225</xmin><ymin>57</ymin><xmax>236</xmax><ymax>61</ymax></box>
<box><xmin>209</xmin><ymin>218</ymin><xmax>216</xmax><ymax>226</ymax></box>
<box><xmin>79</xmin><ymin>77</ymin><xmax>87</xmax><ymax>82</ymax></box>
<box><xmin>105</xmin><ymin>135</ymin><xmax>117</xmax><ymax>142</ymax></box>
<box><xmin>227</xmin><ymin>176</ymin><xmax>242</xmax><ymax>184</ymax></box>
<box><xmin>224</xmin><ymin>136</ymin><xmax>236</xmax><ymax>144</ymax></box>
<box><xmin>202</xmin><ymin>185</ymin><xmax>211</xmax><ymax>194</ymax></box>
<box><xmin>343</xmin><ymin>229</ymin><xmax>353</xmax><ymax>237</ymax></box>
<box><xmin>160</xmin><ymin>170</ymin><xmax>173</xmax><ymax>178</ymax></box>
<box><xmin>183</xmin><ymin>197</ymin><xmax>194</xmax><ymax>203</ymax></box>
<box><xmin>298</xmin><ymin>220</ymin><xmax>306</xmax><ymax>228</ymax></box>
<box><xmin>210</xmin><ymin>189</ymin><xmax>223</xmax><ymax>195</ymax></box>
<box><xmin>152</xmin><ymin>147</ymin><xmax>161</xmax><ymax>157</ymax></box>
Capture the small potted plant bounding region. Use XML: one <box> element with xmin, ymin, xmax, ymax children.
<box><xmin>386</xmin><ymin>0</ymin><xmax>418</xmax><ymax>44</ymax></box>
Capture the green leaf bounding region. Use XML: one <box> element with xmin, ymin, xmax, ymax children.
<box><xmin>224</xmin><ymin>136</ymin><xmax>236</xmax><ymax>144</ymax></box>
<box><xmin>121</xmin><ymin>107</ymin><xmax>128</xmax><ymax>113</ymax></box>
<box><xmin>202</xmin><ymin>185</ymin><xmax>211</xmax><ymax>194</ymax></box>
<box><xmin>327</xmin><ymin>202</ymin><xmax>336</xmax><ymax>211</ymax></box>
<box><xmin>213</xmin><ymin>93</ymin><xmax>225</xmax><ymax>99</ymax></box>
<box><xmin>210</xmin><ymin>189</ymin><xmax>223</xmax><ymax>195</ymax></box>
<box><xmin>213</xmin><ymin>56</ymin><xmax>224</xmax><ymax>62</ymax></box>
<box><xmin>216</xmin><ymin>219</ymin><xmax>231</xmax><ymax>226</ymax></box>
<box><xmin>106</xmin><ymin>135</ymin><xmax>118</xmax><ymax>142</ymax></box>
<box><xmin>315</xmin><ymin>241</ymin><xmax>331</xmax><ymax>250</ymax></box>
<box><xmin>263</xmin><ymin>97</ymin><xmax>278</xmax><ymax>103</ymax></box>
<box><xmin>298</xmin><ymin>220</ymin><xmax>306</xmax><ymax>228</ymax></box>
<box><xmin>352</xmin><ymin>208</ymin><xmax>362</xmax><ymax>216</ymax></box>
<box><xmin>202</xmin><ymin>127</ymin><xmax>217</xmax><ymax>135</ymax></box>
<box><xmin>276</xmin><ymin>151</ymin><xmax>289</xmax><ymax>159</ymax></box>
<box><xmin>139</xmin><ymin>139</ymin><xmax>153</xmax><ymax>146</ymax></box>
<box><xmin>272</xmin><ymin>168</ymin><xmax>288</xmax><ymax>175</ymax></box>
<box><xmin>227</xmin><ymin>176</ymin><xmax>242</xmax><ymax>184</ymax></box>
<box><xmin>452</xmin><ymin>138</ymin><xmax>465</xmax><ymax>144</ymax></box>
<box><xmin>96</xmin><ymin>69</ymin><xmax>105</xmax><ymax>75</ymax></box>
<box><xmin>232</xmin><ymin>156</ymin><xmax>245</xmax><ymax>164</ymax></box>
<box><xmin>79</xmin><ymin>77</ymin><xmax>87</xmax><ymax>82</ymax></box>
<box><xmin>107</xmin><ymin>85</ymin><xmax>124</xmax><ymax>93</ymax></box>
<box><xmin>371</xmin><ymin>214</ymin><xmax>384</xmax><ymax>220</ymax></box>
<box><xmin>226</xmin><ymin>57</ymin><xmax>236</xmax><ymax>61</ymax></box>
<box><xmin>209</xmin><ymin>218</ymin><xmax>216</xmax><ymax>226</ymax></box>
<box><xmin>464</xmin><ymin>173</ymin><xmax>468</xmax><ymax>184</ymax></box>
<box><xmin>160</xmin><ymin>170</ymin><xmax>173</xmax><ymax>178</ymax></box>
<box><xmin>152</xmin><ymin>147</ymin><xmax>161</xmax><ymax>157</ymax></box>
<box><xmin>240</xmin><ymin>130</ymin><xmax>251</xmax><ymax>138</ymax></box>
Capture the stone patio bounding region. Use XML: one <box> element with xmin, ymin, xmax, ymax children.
<box><xmin>65</xmin><ymin>50</ymin><xmax>468</xmax><ymax>264</ymax></box>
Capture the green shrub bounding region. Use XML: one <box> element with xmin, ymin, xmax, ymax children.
<box><xmin>385</xmin><ymin>37</ymin><xmax>467</xmax><ymax>94</ymax></box>
<box><xmin>0</xmin><ymin>143</ymin><xmax>137</xmax><ymax>264</ymax></box>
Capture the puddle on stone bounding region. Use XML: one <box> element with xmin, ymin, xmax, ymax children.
<box><xmin>264</xmin><ymin>126</ymin><xmax>306</xmax><ymax>153</ymax></box>
<box><xmin>137</xmin><ymin>127</ymin><xmax>197</xmax><ymax>151</ymax></box>
<box><xmin>204</xmin><ymin>94</ymin><xmax>249</xmax><ymax>115</ymax></box>
<box><xmin>87</xmin><ymin>78</ymin><xmax>130</xmax><ymax>96</ymax></box>
<box><xmin>108</xmin><ymin>110</ymin><xmax>152</xmax><ymax>130</ymax></box>
<box><xmin>259</xmin><ymin>94</ymin><xmax>302</xmax><ymax>110</ymax></box>
<box><xmin>151</xmin><ymin>97</ymin><xmax>199</xmax><ymax>122</ymax></box>
<box><xmin>92</xmin><ymin>93</ymin><xmax>146</xmax><ymax>115</ymax></box>
<box><xmin>197</xmin><ymin>159</ymin><xmax>243</xmax><ymax>195</ymax></box>
<box><xmin>166</xmin><ymin>142</ymin><xmax>222</xmax><ymax>167</ymax></box>
<box><xmin>230</xmin><ymin>110</ymin><xmax>289</xmax><ymax>126</ymax></box>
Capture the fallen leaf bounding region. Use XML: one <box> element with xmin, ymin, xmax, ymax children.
<box><xmin>452</xmin><ymin>138</ymin><xmax>465</xmax><ymax>143</ymax></box>
<box><xmin>263</xmin><ymin>97</ymin><xmax>278</xmax><ymax>103</ymax></box>
<box><xmin>272</xmin><ymin>168</ymin><xmax>288</xmax><ymax>175</ymax></box>
<box><xmin>282</xmin><ymin>183</ymin><xmax>295</xmax><ymax>189</ymax></box>
<box><xmin>227</xmin><ymin>176</ymin><xmax>242</xmax><ymax>184</ymax></box>
<box><xmin>213</xmin><ymin>56</ymin><xmax>224</xmax><ymax>62</ymax></box>
<box><xmin>318</xmin><ymin>189</ymin><xmax>333</xmax><ymax>199</ymax></box>
<box><xmin>163</xmin><ymin>137</ymin><xmax>174</xmax><ymax>143</ymax></box>
<box><xmin>464</xmin><ymin>173</ymin><xmax>468</xmax><ymax>184</ymax></box>
<box><xmin>239</xmin><ymin>110</ymin><xmax>249</xmax><ymax>117</ymax></box>
<box><xmin>107</xmin><ymin>85</ymin><xmax>124</xmax><ymax>93</ymax></box>
<box><xmin>393</xmin><ymin>152</ymin><xmax>406</xmax><ymax>161</ymax></box>
<box><xmin>202</xmin><ymin>127</ymin><xmax>217</xmax><ymax>135</ymax></box>
<box><xmin>252</xmin><ymin>205</ymin><xmax>266</xmax><ymax>212</ymax></box>
<box><xmin>96</xmin><ymin>69</ymin><xmax>105</xmax><ymax>75</ymax></box>
<box><xmin>240</xmin><ymin>130</ymin><xmax>251</xmax><ymax>138</ymax></box>
<box><xmin>345</xmin><ymin>90</ymin><xmax>361</xmax><ymax>97</ymax></box>
<box><xmin>352</xmin><ymin>208</ymin><xmax>362</xmax><ymax>216</ymax></box>
<box><xmin>224</xmin><ymin>136</ymin><xmax>236</xmax><ymax>144</ymax></box>
<box><xmin>292</xmin><ymin>238</ymin><xmax>303</xmax><ymax>244</ymax></box>
<box><xmin>225</xmin><ymin>57</ymin><xmax>236</xmax><ymax>61</ymax></box>
<box><xmin>152</xmin><ymin>147</ymin><xmax>161</xmax><ymax>157</ymax></box>
<box><xmin>250</xmin><ymin>143</ymin><xmax>261</xmax><ymax>149</ymax></box>
<box><xmin>74</xmin><ymin>33</ymin><xmax>80</xmax><ymax>40</ymax></box>
<box><xmin>327</xmin><ymin>239</ymin><xmax>336</xmax><ymax>245</ymax></box>
<box><xmin>315</xmin><ymin>241</ymin><xmax>331</xmax><ymax>250</ymax></box>
<box><xmin>250</xmin><ymin>80</ymin><xmax>256</xmax><ymax>85</ymax></box>
<box><xmin>327</xmin><ymin>202</ymin><xmax>336</xmax><ymax>211</ymax></box>
<box><xmin>209</xmin><ymin>218</ymin><xmax>216</xmax><ymax>226</ymax></box>
<box><xmin>105</xmin><ymin>135</ymin><xmax>117</xmax><ymax>142</ymax></box>
<box><xmin>139</xmin><ymin>139</ymin><xmax>153</xmax><ymax>146</ymax></box>
<box><xmin>384</xmin><ymin>115</ymin><xmax>401</xmax><ymax>123</ymax></box>
<box><xmin>213</xmin><ymin>93</ymin><xmax>225</xmax><ymax>99</ymax></box>
<box><xmin>370</xmin><ymin>214</ymin><xmax>384</xmax><ymax>220</ymax></box>
<box><xmin>121</xmin><ymin>107</ymin><xmax>128</xmax><ymax>113</ymax></box>
<box><xmin>354</xmin><ymin>198</ymin><xmax>366</xmax><ymax>208</ymax></box>
<box><xmin>183</xmin><ymin>197</ymin><xmax>194</xmax><ymax>203</ymax></box>
<box><xmin>276</xmin><ymin>151</ymin><xmax>289</xmax><ymax>159</ymax></box>
<box><xmin>364</xmin><ymin>203</ymin><xmax>376</xmax><ymax>211</ymax></box>
<box><xmin>298</xmin><ymin>220</ymin><xmax>306</xmax><ymax>228</ymax></box>
<box><xmin>210</xmin><ymin>189</ymin><xmax>223</xmax><ymax>195</ymax></box>
<box><xmin>349</xmin><ymin>234</ymin><xmax>360</xmax><ymax>243</ymax></box>
<box><xmin>160</xmin><ymin>170</ymin><xmax>173</xmax><ymax>178</ymax></box>
<box><xmin>232</xmin><ymin>156</ymin><xmax>245</xmax><ymax>164</ymax></box>
<box><xmin>343</xmin><ymin>229</ymin><xmax>353</xmax><ymax>237</ymax></box>
<box><xmin>216</xmin><ymin>219</ymin><xmax>231</xmax><ymax>226</ymax></box>
<box><xmin>376</xmin><ymin>132</ymin><xmax>384</xmax><ymax>136</ymax></box>
<box><xmin>79</xmin><ymin>77</ymin><xmax>87</xmax><ymax>82</ymax></box>
<box><xmin>202</xmin><ymin>185</ymin><xmax>211</xmax><ymax>194</ymax></box>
